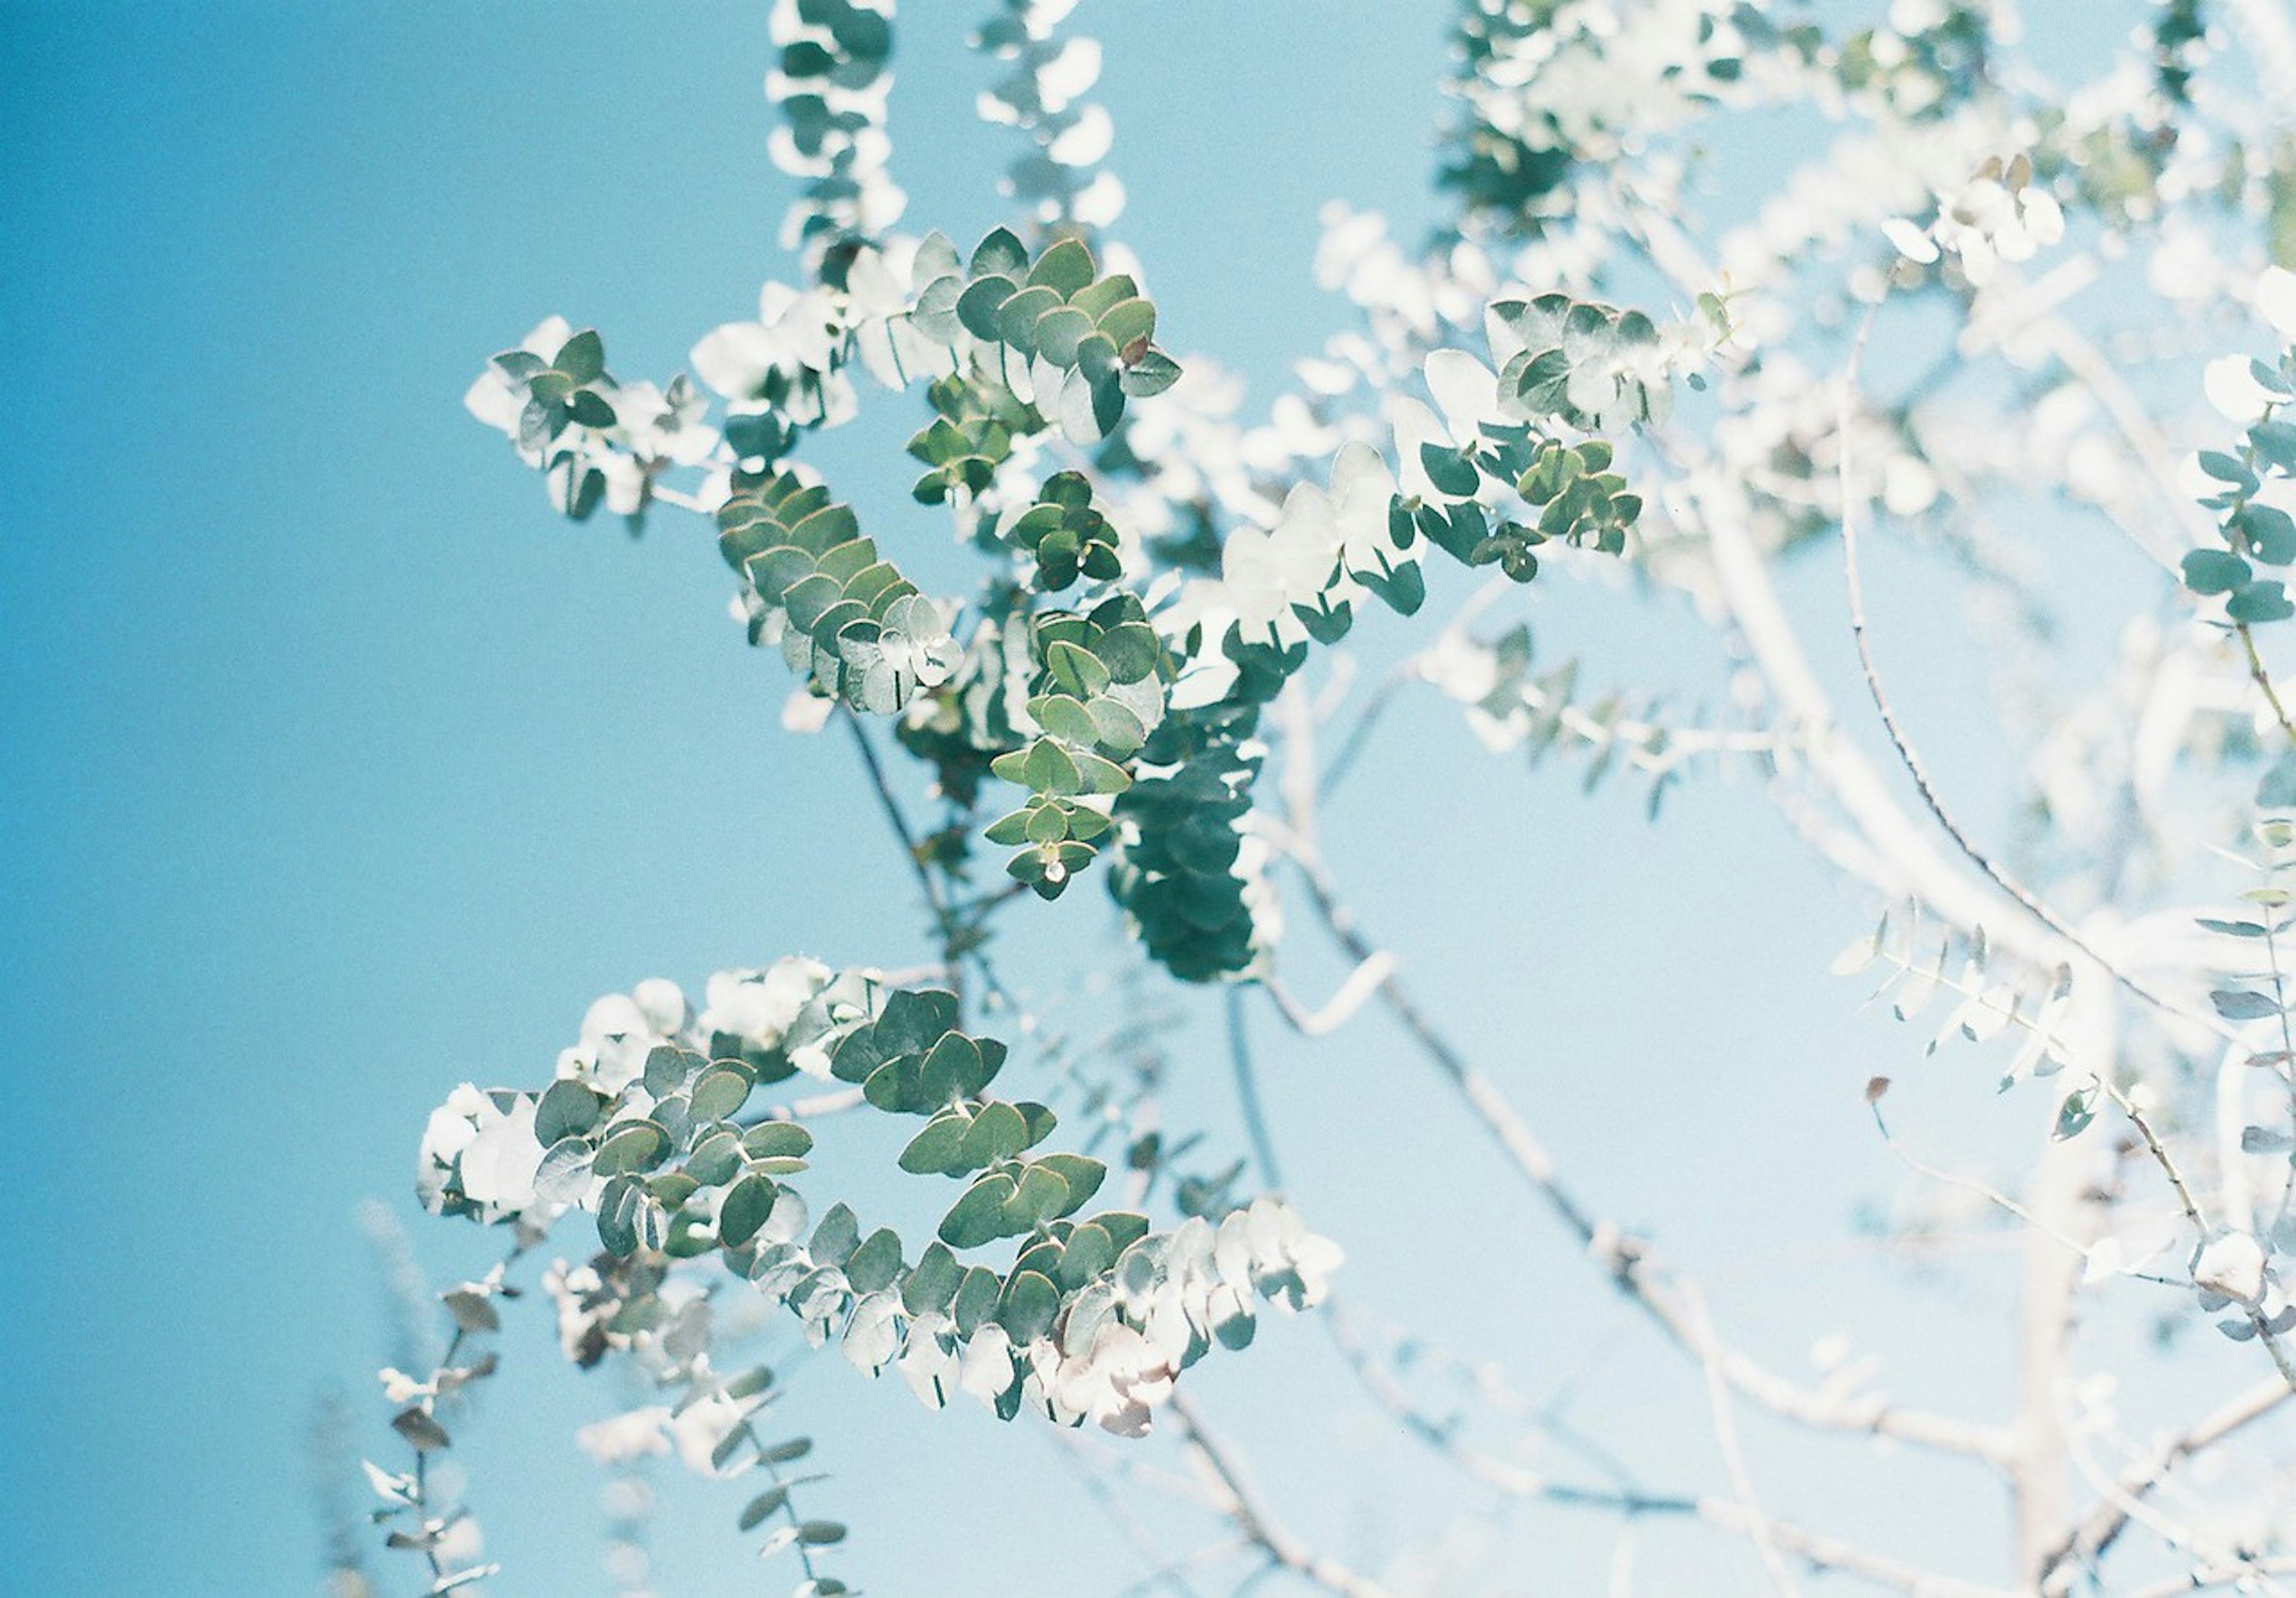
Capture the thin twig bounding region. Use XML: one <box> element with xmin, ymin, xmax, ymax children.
<box><xmin>1684</xmin><ymin>1285</ymin><xmax>1802</xmax><ymax>1598</ymax></box>
<box><xmin>2039</xmin><ymin>1373</ymin><xmax>2296</xmax><ymax>1590</ymax></box>
<box><xmin>2240</xmin><ymin>624</ymin><xmax>2296</xmax><ymax>747</ymax></box>
<box><xmin>1168</xmin><ymin>1392</ymin><xmax>1395</xmax><ymax>1598</ymax></box>
<box><xmin>1225</xmin><ymin>986</ymin><xmax>1284</xmax><ymax>1191</ymax></box>
<box><xmin>836</xmin><ymin>705</ymin><xmax>966</xmax><ymax>1015</ymax></box>
<box><xmin>1834</xmin><ymin>299</ymin><xmax>2227</xmax><ymax>1051</ymax></box>
<box><xmin>1323</xmin><ymin>1300</ymin><xmax>2014</xmax><ymax>1598</ymax></box>
<box><xmin>1268</xmin><ymin>820</ymin><xmax>2013</xmax><ymax>1466</ymax></box>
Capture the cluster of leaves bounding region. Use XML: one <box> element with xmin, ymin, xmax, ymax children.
<box><xmin>1835</xmin><ymin>2</ymin><xmax>1998</xmax><ymax>118</ymax></box>
<box><xmin>480</xmin><ymin>328</ymin><xmax>624</xmax><ymax>521</ymax></box>
<box><xmin>985</xmin><ymin>592</ymin><xmax>1172</xmax><ymax>898</ymax></box>
<box><xmin>542</xmin><ymin>1247</ymin><xmax>843</xmax><ymax>1586</ymax></box>
<box><xmin>973</xmin><ymin>0</ymin><xmax>1123</xmax><ymax>228</ymax></box>
<box><xmin>1004</xmin><ymin>469</ymin><xmax>1123</xmax><ymax>589</ymax></box>
<box><xmin>718</xmin><ymin>472</ymin><xmax>960</xmax><ymax>714</ymax></box>
<box><xmin>1109</xmin><ymin>721</ymin><xmax>1268</xmax><ymax>984</ymax></box>
<box><xmin>2182</xmin><ymin>824</ymin><xmax>2296</xmax><ymax>1343</ymax></box>
<box><xmin>912</xmin><ymin>230</ymin><xmax>1178</xmax><ymax>446</ymax></box>
<box><xmin>1440</xmin><ymin>0</ymin><xmax>1582</xmax><ymax>225</ymax></box>
<box><xmin>2182</xmin><ymin>358</ymin><xmax>2296</xmax><ymax>626</ymax></box>
<box><xmin>770</xmin><ymin>0</ymin><xmax>899</xmax><ymax>248</ymax></box>
<box><xmin>1440</xmin><ymin>1</ymin><xmax>1813</xmax><ymax>231</ymax></box>
<box><xmin>464</xmin><ymin>215</ymin><xmax>1671</xmax><ymax>988</ymax></box>
<box><xmin>420</xmin><ymin>968</ymin><xmax>1341</xmax><ymax>1452</ymax></box>
<box><xmin>1419</xmin><ymin>435</ymin><xmax>1642</xmax><ymax>584</ymax></box>
<box><xmin>2151</xmin><ymin>0</ymin><xmax>2207</xmax><ymax>108</ymax></box>
<box><xmin>907</xmin><ymin>372</ymin><xmax>1031</xmax><ymax>505</ymax></box>
<box><xmin>1831</xmin><ymin>904</ymin><xmax>2075</xmax><ymax>1094</ymax></box>
<box><xmin>1495</xmin><ymin>295</ymin><xmax>1674</xmax><ymax>434</ymax></box>
<box><xmin>2198</xmin><ymin>826</ymin><xmax>2296</xmax><ymax>1157</ymax></box>
<box><xmin>1427</xmin><ymin>622</ymin><xmax>1769</xmax><ymax>817</ymax></box>
<box><xmin>363</xmin><ymin>1267</ymin><xmax>517</xmax><ymax>1590</ymax></box>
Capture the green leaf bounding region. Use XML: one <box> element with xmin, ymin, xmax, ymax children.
<box><xmin>535</xmin><ymin>1079</ymin><xmax>601</xmax><ymax>1144</ymax></box>
<box><xmin>919</xmin><ymin>1030</ymin><xmax>988</xmax><ymax>1102</ymax></box>
<box><xmin>997</xmin><ymin>285</ymin><xmax>1063</xmax><ymax>349</ymax></box>
<box><xmin>2053</xmin><ymin>1084</ymin><xmax>2099</xmax><ymax>1140</ymax></box>
<box><xmin>1095</xmin><ymin>297</ymin><xmax>1156</xmax><ymax>352</ymax></box>
<box><xmin>952</xmin><ymin>1265</ymin><xmax>1002</xmax><ymax>1333</ymax></box>
<box><xmin>2241</xmin><ymin>503</ymin><xmax>2296</xmax><ymax>564</ymax></box>
<box><xmin>644</xmin><ymin>1045</ymin><xmax>706</xmax><ymax>1096</ymax></box>
<box><xmin>1420</xmin><ymin>442</ymin><xmax>1482</xmax><ymax>497</ymax></box>
<box><xmin>1028</xmin><ymin>237</ymin><xmax>1096</xmax><ymax>298</ymax></box>
<box><xmin>2230</xmin><ymin>579</ymin><xmax>2296</xmax><ymax>624</ymax></box>
<box><xmin>1032</xmin><ymin>693</ymin><xmax>1101</xmax><ymax>747</ymax></box>
<box><xmin>1095</xmin><ymin>622</ymin><xmax>1161</xmax><ymax>682</ymax></box>
<box><xmin>554</xmin><ymin>329</ymin><xmax>606</xmax><ymax>383</ymax></box>
<box><xmin>1064</xmin><ymin>752</ymin><xmax>1127</xmax><ymax>796</ymax></box>
<box><xmin>647</xmin><ymin>1171</ymin><xmax>700</xmax><ymax>1208</ymax></box>
<box><xmin>845</xmin><ymin>1227</ymin><xmax>904</xmax><ymax>1293</ymax></box>
<box><xmin>939</xmin><ymin>1174</ymin><xmax>1018</xmax><ymax>1248</ymax></box>
<box><xmin>999</xmin><ymin>1269</ymin><xmax>1061</xmax><ymax>1342</ymax></box>
<box><xmin>1033</xmin><ymin>305</ymin><xmax>1094</xmax><ymax>366</ymax></box>
<box><xmin>1070</xmin><ymin>274</ymin><xmax>1137</xmax><ymax>321</ymax></box>
<box><xmin>1120</xmin><ymin>350</ymin><xmax>1182</xmax><ymax>397</ymax></box>
<box><xmin>686</xmin><ymin>1127</ymin><xmax>745</xmax><ymax>1187</ymax></box>
<box><xmin>1034</xmin><ymin>1153</ymin><xmax>1106</xmax><ymax>1211</ymax></box>
<box><xmin>875</xmin><ymin>988</ymin><xmax>958</xmax><ymax>1056</ymax></box>
<box><xmin>983</xmin><ymin>806</ymin><xmax>1033</xmax><ymax>846</ymax></box>
<box><xmin>1021</xmin><ymin>737</ymin><xmax>1083</xmax><ymax>796</ymax></box>
<box><xmin>592</xmin><ymin>1120</ymin><xmax>670</xmax><ymax>1176</ymax></box>
<box><xmin>957</xmin><ymin>275</ymin><xmax>1018</xmax><ymax>341</ymax></box>
<box><xmin>597</xmin><ymin>1175</ymin><xmax>649</xmax><ymax>1257</ymax></box>
<box><xmin>567</xmin><ymin>389</ymin><xmax>616</xmax><ymax>429</ymax></box>
<box><xmin>1045</xmin><ymin>638</ymin><xmax>1114</xmax><ymax>699</ymax></box>
<box><xmin>719</xmin><ymin>1174</ymin><xmax>780</xmax><ymax>1247</ymax></box>
<box><xmin>391</xmin><ymin>1405</ymin><xmax>451</xmax><ymax>1453</ymax></box>
<box><xmin>2184</xmin><ymin>548</ymin><xmax>2253</xmax><ymax>595</ymax></box>
<box><xmin>902</xmin><ymin>1241</ymin><xmax>964</xmax><ymax>1314</ymax></box>
<box><xmin>739</xmin><ymin>1484</ymin><xmax>792</xmax><ymax>1532</ymax></box>
<box><xmin>1056</xmin><ymin>1222</ymin><xmax>1116</xmax><ymax>1289</ymax></box>
<box><xmin>689</xmin><ymin>1064</ymin><xmax>753</xmax><ymax>1123</ymax></box>
<box><xmin>1359</xmin><ymin>557</ymin><xmax>1427</xmax><ymax>616</ymax></box>
<box><xmin>957</xmin><ymin>1099</ymin><xmax>1030</xmax><ymax>1169</ymax></box>
<box><xmin>2212</xmin><ymin>988</ymin><xmax>2283</xmax><ymax>1020</ymax></box>
<box><xmin>970</xmin><ymin>227</ymin><xmax>1028</xmax><ymax>280</ymax></box>
<box><xmin>742</xmin><ymin>1122</ymin><xmax>815</xmax><ymax>1162</ymax></box>
<box><xmin>1085</xmin><ymin>696</ymin><xmax>1148</xmax><ymax>754</ymax></box>
<box><xmin>811</xmin><ymin>1201</ymin><xmax>860</xmax><ymax>1266</ymax></box>
<box><xmin>1004</xmin><ymin>1162</ymin><xmax>1071</xmax><ymax>1228</ymax></box>
<box><xmin>899</xmin><ymin>1109</ymin><xmax>972</xmax><ymax>1174</ymax></box>
<box><xmin>534</xmin><ymin>1136</ymin><xmax>594</xmax><ymax>1205</ymax></box>
<box><xmin>2199</xmin><ymin>450</ymin><xmax>2258</xmax><ymax>490</ymax></box>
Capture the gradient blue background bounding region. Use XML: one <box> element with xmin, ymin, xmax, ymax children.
<box><xmin>4</xmin><ymin>4</ymin><xmax>2228</xmax><ymax>1594</ymax></box>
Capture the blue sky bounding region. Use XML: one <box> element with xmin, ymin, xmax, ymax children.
<box><xmin>3</xmin><ymin>4</ymin><xmax>2233</xmax><ymax>1594</ymax></box>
